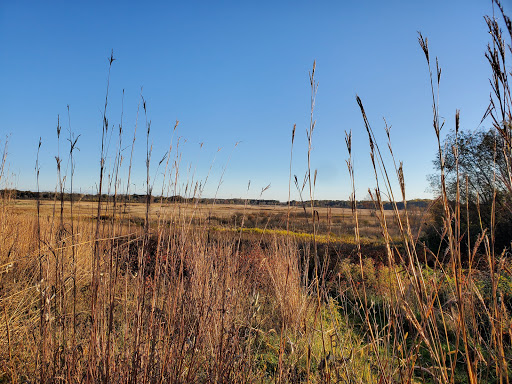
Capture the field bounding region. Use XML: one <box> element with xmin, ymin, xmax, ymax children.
<box><xmin>1</xmin><ymin>5</ymin><xmax>512</xmax><ymax>383</ymax></box>
<box><xmin>1</xmin><ymin>191</ymin><xmax>511</xmax><ymax>383</ymax></box>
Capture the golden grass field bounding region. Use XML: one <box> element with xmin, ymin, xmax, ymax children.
<box><xmin>7</xmin><ymin>199</ymin><xmax>427</xmax><ymax>244</ymax></box>
<box><xmin>1</xmin><ymin>193</ymin><xmax>510</xmax><ymax>383</ymax></box>
<box><xmin>1</xmin><ymin>8</ymin><xmax>512</xmax><ymax>382</ymax></box>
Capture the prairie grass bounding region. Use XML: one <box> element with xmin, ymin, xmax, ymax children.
<box><xmin>1</xmin><ymin>4</ymin><xmax>512</xmax><ymax>383</ymax></box>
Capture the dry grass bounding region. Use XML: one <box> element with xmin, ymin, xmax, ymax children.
<box><xmin>1</xmin><ymin>3</ymin><xmax>512</xmax><ymax>383</ymax></box>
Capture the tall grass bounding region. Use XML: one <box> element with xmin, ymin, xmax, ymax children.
<box><xmin>0</xmin><ymin>3</ymin><xmax>511</xmax><ymax>384</ymax></box>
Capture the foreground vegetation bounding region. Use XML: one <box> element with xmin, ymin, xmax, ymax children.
<box><xmin>1</xmin><ymin>4</ymin><xmax>512</xmax><ymax>383</ymax></box>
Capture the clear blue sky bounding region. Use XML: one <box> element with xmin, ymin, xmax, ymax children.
<box><xmin>1</xmin><ymin>1</ymin><xmax>509</xmax><ymax>201</ymax></box>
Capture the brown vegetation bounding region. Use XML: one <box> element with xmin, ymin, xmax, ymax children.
<box><xmin>1</xmin><ymin>3</ymin><xmax>512</xmax><ymax>383</ymax></box>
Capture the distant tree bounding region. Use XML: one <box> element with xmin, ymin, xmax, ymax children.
<box><xmin>426</xmin><ymin>127</ymin><xmax>512</xmax><ymax>255</ymax></box>
<box><xmin>429</xmin><ymin>128</ymin><xmax>509</xmax><ymax>206</ymax></box>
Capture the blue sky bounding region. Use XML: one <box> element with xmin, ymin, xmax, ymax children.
<box><xmin>0</xmin><ymin>1</ymin><xmax>508</xmax><ymax>201</ymax></box>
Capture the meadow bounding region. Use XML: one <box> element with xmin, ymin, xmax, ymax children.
<box><xmin>1</xmin><ymin>6</ymin><xmax>512</xmax><ymax>384</ymax></box>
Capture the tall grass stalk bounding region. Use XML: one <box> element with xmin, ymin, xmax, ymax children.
<box><xmin>1</xmin><ymin>7</ymin><xmax>511</xmax><ymax>383</ymax></box>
